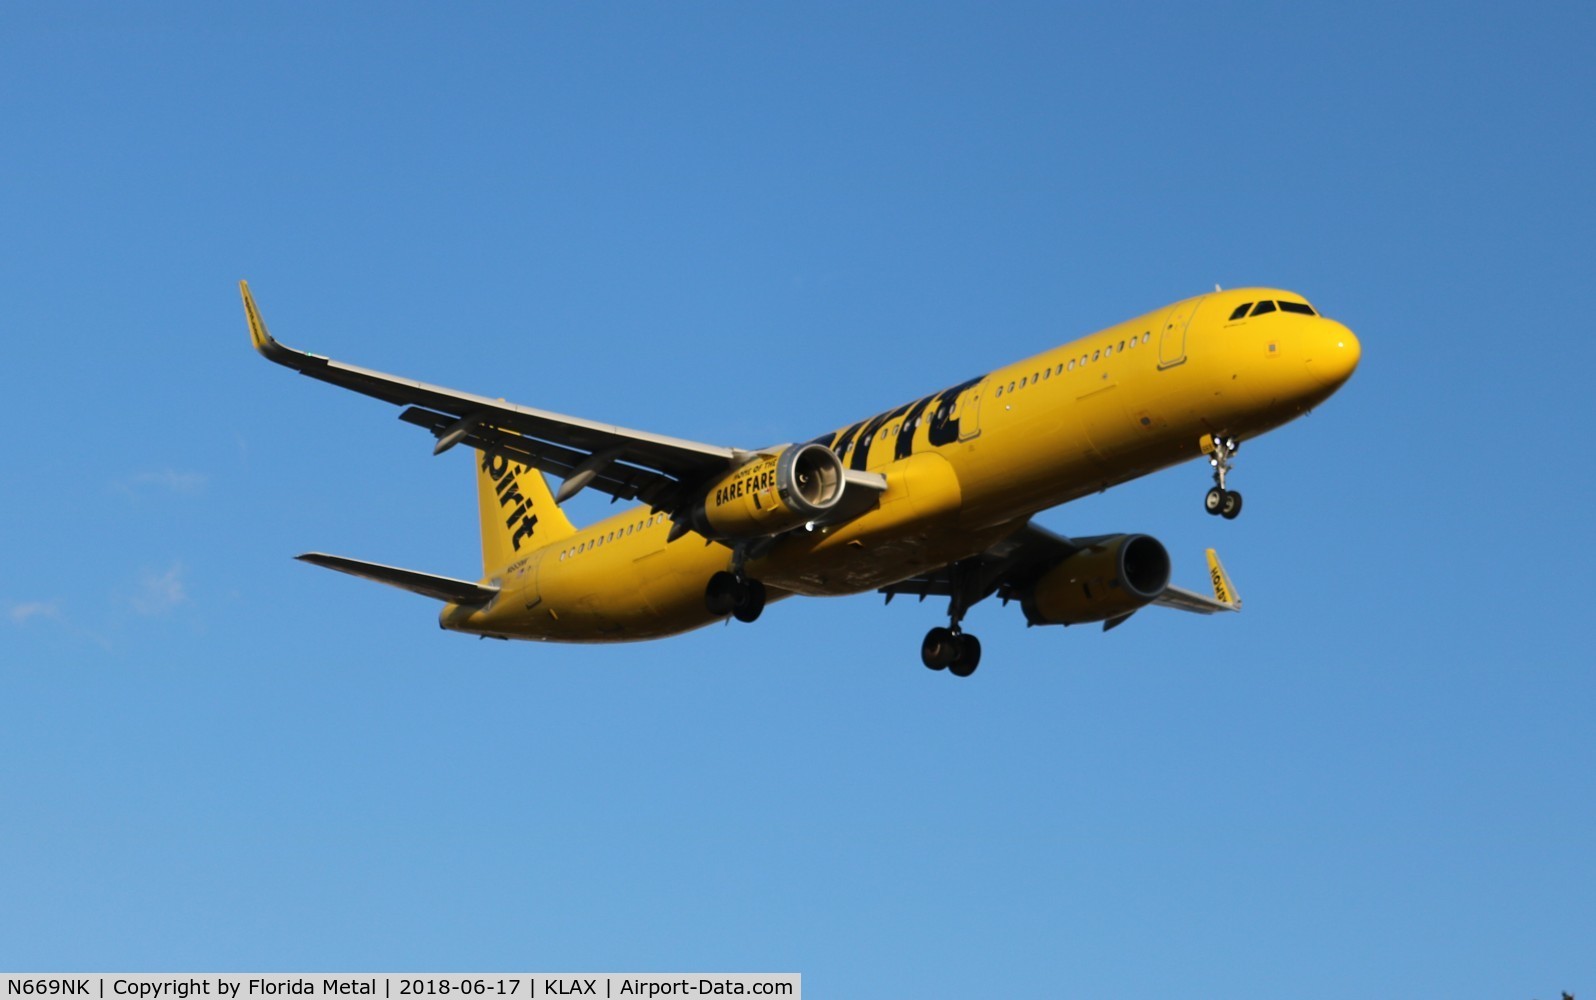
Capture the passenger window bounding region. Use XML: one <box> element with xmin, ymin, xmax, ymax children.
<box><xmin>1251</xmin><ymin>300</ymin><xmax>1277</xmax><ymax>316</ymax></box>
<box><xmin>1092</xmin><ymin>349</ymin><xmax>1100</xmax><ymax>361</ymax></box>
<box><xmin>1056</xmin><ymin>363</ymin><xmax>1063</xmax><ymax>374</ymax></box>
<box><xmin>996</xmin><ymin>386</ymin><xmax>1003</xmax><ymax>397</ymax></box>
<box><xmin>1105</xmin><ymin>345</ymin><xmax>1113</xmax><ymax>357</ymax></box>
<box><xmin>1042</xmin><ymin>369</ymin><xmax>1050</xmax><ymax>380</ymax></box>
<box><xmin>1230</xmin><ymin>303</ymin><xmax>1253</xmax><ymax>320</ymax></box>
<box><xmin>1141</xmin><ymin>332</ymin><xmax>1150</xmax><ymax>344</ymax></box>
<box><xmin>1032</xmin><ymin>372</ymin><xmax>1039</xmax><ymax>383</ymax></box>
<box><xmin>1068</xmin><ymin>359</ymin><xmax>1075</xmax><ymax>371</ymax></box>
<box><xmin>1118</xmin><ymin>340</ymin><xmax>1125</xmax><ymax>351</ymax></box>
<box><xmin>1278</xmin><ymin>301</ymin><xmax>1316</xmax><ymax>315</ymax></box>
<box><xmin>1008</xmin><ymin>381</ymin><xmax>1016</xmax><ymax>392</ymax></box>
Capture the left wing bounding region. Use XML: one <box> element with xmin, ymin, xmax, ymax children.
<box><xmin>242</xmin><ymin>282</ymin><xmax>886</xmax><ymax>519</ymax></box>
<box><xmin>880</xmin><ymin>523</ymin><xmax>1239</xmax><ymax>628</ymax></box>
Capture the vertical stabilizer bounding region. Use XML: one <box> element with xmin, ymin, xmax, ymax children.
<box><xmin>476</xmin><ymin>448</ymin><xmax>577</xmax><ymax>574</ymax></box>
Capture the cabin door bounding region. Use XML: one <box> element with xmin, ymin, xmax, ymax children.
<box><xmin>1158</xmin><ymin>296</ymin><xmax>1207</xmax><ymax>369</ymax></box>
<box><xmin>957</xmin><ymin>378</ymin><xmax>987</xmax><ymax>442</ymax></box>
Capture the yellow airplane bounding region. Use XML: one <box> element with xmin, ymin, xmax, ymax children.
<box><xmin>242</xmin><ymin>282</ymin><xmax>1359</xmax><ymax>676</ymax></box>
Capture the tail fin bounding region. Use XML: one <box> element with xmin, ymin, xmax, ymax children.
<box><xmin>476</xmin><ymin>447</ymin><xmax>577</xmax><ymax>574</ymax></box>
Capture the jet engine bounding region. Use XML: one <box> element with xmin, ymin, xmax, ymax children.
<box><xmin>1020</xmin><ymin>534</ymin><xmax>1171</xmax><ymax>626</ymax></box>
<box><xmin>689</xmin><ymin>443</ymin><xmax>845</xmax><ymax>539</ymax></box>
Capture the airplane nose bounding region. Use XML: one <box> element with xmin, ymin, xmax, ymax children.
<box><xmin>1305</xmin><ymin>321</ymin><xmax>1361</xmax><ymax>389</ymax></box>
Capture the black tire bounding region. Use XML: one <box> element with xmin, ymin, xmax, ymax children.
<box><xmin>1220</xmin><ymin>490</ymin><xmax>1243</xmax><ymax>520</ymax></box>
<box><xmin>921</xmin><ymin>627</ymin><xmax>956</xmax><ymax>670</ymax></box>
<box><xmin>1204</xmin><ymin>487</ymin><xmax>1225</xmax><ymax>515</ymax></box>
<box><xmin>949</xmin><ymin>633</ymin><xmax>982</xmax><ymax>677</ymax></box>
<box><xmin>705</xmin><ymin>571</ymin><xmax>739</xmax><ymax>616</ymax></box>
<box><xmin>732</xmin><ymin>579</ymin><xmax>766</xmax><ymax>623</ymax></box>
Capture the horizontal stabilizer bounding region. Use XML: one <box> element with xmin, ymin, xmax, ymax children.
<box><xmin>296</xmin><ymin>553</ymin><xmax>499</xmax><ymax>605</ymax></box>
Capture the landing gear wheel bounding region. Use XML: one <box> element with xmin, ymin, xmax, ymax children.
<box><xmin>1204</xmin><ymin>487</ymin><xmax>1225</xmax><ymax>516</ymax></box>
<box><xmin>921</xmin><ymin>627</ymin><xmax>957</xmax><ymax>670</ymax></box>
<box><xmin>1203</xmin><ymin>434</ymin><xmax>1242</xmax><ymax>518</ymax></box>
<box><xmin>1220</xmin><ymin>490</ymin><xmax>1243</xmax><ymax>520</ymax></box>
<box><xmin>732</xmin><ymin>579</ymin><xmax>766</xmax><ymax>623</ymax></box>
<box><xmin>705</xmin><ymin>571</ymin><xmax>739</xmax><ymax>616</ymax></box>
<box><xmin>948</xmin><ymin>633</ymin><xmax>982</xmax><ymax>677</ymax></box>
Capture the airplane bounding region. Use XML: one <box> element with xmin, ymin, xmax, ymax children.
<box><xmin>241</xmin><ymin>281</ymin><xmax>1360</xmax><ymax>677</ymax></box>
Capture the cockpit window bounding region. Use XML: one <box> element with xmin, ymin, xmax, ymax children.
<box><xmin>1250</xmin><ymin>300</ymin><xmax>1277</xmax><ymax>317</ymax></box>
<box><xmin>1229</xmin><ymin>303</ymin><xmax>1253</xmax><ymax>321</ymax></box>
<box><xmin>1278</xmin><ymin>300</ymin><xmax>1316</xmax><ymax>315</ymax></box>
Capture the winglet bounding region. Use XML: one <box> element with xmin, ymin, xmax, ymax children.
<box><xmin>1205</xmin><ymin>548</ymin><xmax>1241</xmax><ymax>609</ymax></box>
<box><xmin>240</xmin><ymin>280</ymin><xmax>274</xmax><ymax>353</ymax></box>
<box><xmin>240</xmin><ymin>280</ymin><xmax>308</xmax><ymax>368</ymax></box>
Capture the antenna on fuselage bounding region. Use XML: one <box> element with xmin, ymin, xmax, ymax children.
<box><xmin>1214</xmin><ymin>283</ymin><xmax>1223</xmax><ymax>292</ymax></box>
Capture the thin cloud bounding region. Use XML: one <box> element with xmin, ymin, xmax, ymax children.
<box><xmin>125</xmin><ymin>469</ymin><xmax>208</xmax><ymax>494</ymax></box>
<box><xmin>7</xmin><ymin>601</ymin><xmax>61</xmax><ymax>625</ymax></box>
<box><xmin>130</xmin><ymin>563</ymin><xmax>187</xmax><ymax>616</ymax></box>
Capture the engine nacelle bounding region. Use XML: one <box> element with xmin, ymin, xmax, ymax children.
<box><xmin>690</xmin><ymin>443</ymin><xmax>845</xmax><ymax>540</ymax></box>
<box><xmin>1020</xmin><ymin>534</ymin><xmax>1171</xmax><ymax>626</ymax></box>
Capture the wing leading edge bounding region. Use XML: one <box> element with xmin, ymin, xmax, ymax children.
<box><xmin>241</xmin><ymin>281</ymin><xmax>741</xmax><ymax>512</ymax></box>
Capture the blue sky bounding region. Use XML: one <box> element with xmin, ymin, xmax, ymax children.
<box><xmin>3</xmin><ymin>2</ymin><xmax>1592</xmax><ymax>995</ymax></box>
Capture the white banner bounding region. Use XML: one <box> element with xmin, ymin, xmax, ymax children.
<box><xmin>0</xmin><ymin>976</ymin><xmax>799</xmax><ymax>1000</ymax></box>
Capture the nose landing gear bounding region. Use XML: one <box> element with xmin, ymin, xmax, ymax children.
<box><xmin>1202</xmin><ymin>434</ymin><xmax>1243</xmax><ymax>520</ymax></box>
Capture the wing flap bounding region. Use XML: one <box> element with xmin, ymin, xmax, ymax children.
<box><xmin>296</xmin><ymin>553</ymin><xmax>499</xmax><ymax>605</ymax></box>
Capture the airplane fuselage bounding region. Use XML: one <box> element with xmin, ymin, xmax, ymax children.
<box><xmin>441</xmin><ymin>288</ymin><xmax>1360</xmax><ymax>642</ymax></box>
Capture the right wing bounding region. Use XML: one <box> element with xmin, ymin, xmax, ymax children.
<box><xmin>244</xmin><ymin>282</ymin><xmax>795</xmax><ymax>516</ymax></box>
<box><xmin>880</xmin><ymin>524</ymin><xmax>1240</xmax><ymax>627</ymax></box>
<box><xmin>1152</xmin><ymin>549</ymin><xmax>1241</xmax><ymax>614</ymax></box>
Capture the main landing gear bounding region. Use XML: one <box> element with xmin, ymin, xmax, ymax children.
<box><xmin>705</xmin><ymin>571</ymin><xmax>766</xmax><ymax>623</ymax></box>
<box><xmin>921</xmin><ymin>561</ymin><xmax>983</xmax><ymax>677</ymax></box>
<box><xmin>921</xmin><ymin>626</ymin><xmax>982</xmax><ymax>677</ymax></box>
<box><xmin>1202</xmin><ymin>434</ymin><xmax>1243</xmax><ymax>520</ymax></box>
